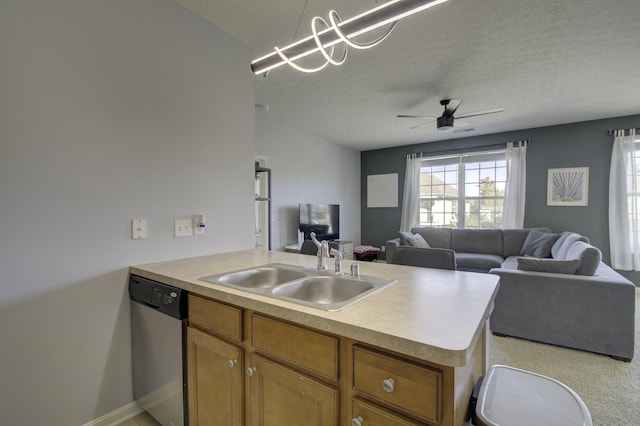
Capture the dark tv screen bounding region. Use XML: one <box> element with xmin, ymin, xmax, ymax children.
<box><xmin>299</xmin><ymin>204</ymin><xmax>339</xmax><ymax>241</ymax></box>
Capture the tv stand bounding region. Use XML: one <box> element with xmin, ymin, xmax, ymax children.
<box><xmin>330</xmin><ymin>240</ymin><xmax>354</xmax><ymax>259</ymax></box>
<box><xmin>284</xmin><ymin>240</ymin><xmax>353</xmax><ymax>259</ymax></box>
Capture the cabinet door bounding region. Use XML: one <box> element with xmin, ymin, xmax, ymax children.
<box><xmin>248</xmin><ymin>354</ymin><xmax>338</xmax><ymax>426</ymax></box>
<box><xmin>187</xmin><ymin>327</ymin><xmax>243</xmax><ymax>426</ymax></box>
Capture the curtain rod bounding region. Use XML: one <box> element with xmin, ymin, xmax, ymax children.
<box><xmin>608</xmin><ymin>128</ymin><xmax>638</xmax><ymax>135</ymax></box>
<box><xmin>404</xmin><ymin>139</ymin><xmax>530</xmax><ymax>158</ymax></box>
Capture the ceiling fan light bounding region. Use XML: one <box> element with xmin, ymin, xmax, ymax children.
<box><xmin>437</xmin><ymin>115</ymin><xmax>454</xmax><ymax>130</ymax></box>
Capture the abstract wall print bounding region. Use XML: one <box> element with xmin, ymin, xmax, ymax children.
<box><xmin>547</xmin><ymin>167</ymin><xmax>589</xmax><ymax>206</ymax></box>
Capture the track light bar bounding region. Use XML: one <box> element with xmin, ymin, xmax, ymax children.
<box><xmin>251</xmin><ymin>0</ymin><xmax>450</xmax><ymax>75</ymax></box>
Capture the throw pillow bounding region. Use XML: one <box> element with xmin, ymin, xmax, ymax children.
<box><xmin>520</xmin><ymin>230</ymin><xmax>561</xmax><ymax>258</ymax></box>
<box><xmin>517</xmin><ymin>257</ymin><xmax>579</xmax><ymax>274</ymax></box>
<box><xmin>398</xmin><ymin>231</ymin><xmax>415</xmax><ymax>245</ymax></box>
<box><xmin>407</xmin><ymin>233</ymin><xmax>430</xmax><ymax>248</ymax></box>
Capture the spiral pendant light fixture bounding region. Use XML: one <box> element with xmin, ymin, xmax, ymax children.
<box><xmin>251</xmin><ymin>0</ymin><xmax>450</xmax><ymax>75</ymax></box>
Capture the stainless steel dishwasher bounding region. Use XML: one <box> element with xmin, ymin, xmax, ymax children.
<box><xmin>129</xmin><ymin>274</ymin><xmax>187</xmax><ymax>426</ymax></box>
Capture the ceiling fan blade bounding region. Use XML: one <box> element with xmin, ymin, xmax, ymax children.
<box><xmin>410</xmin><ymin>121</ymin><xmax>435</xmax><ymax>129</ymax></box>
<box><xmin>397</xmin><ymin>114</ymin><xmax>438</xmax><ymax>119</ymax></box>
<box><xmin>456</xmin><ymin>108</ymin><xmax>504</xmax><ymax>119</ymax></box>
<box><xmin>453</xmin><ymin>126</ymin><xmax>476</xmax><ymax>134</ymax></box>
<box><xmin>443</xmin><ymin>99</ymin><xmax>462</xmax><ymax>117</ymax></box>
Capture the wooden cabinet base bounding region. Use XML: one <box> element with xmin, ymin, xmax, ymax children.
<box><xmin>187</xmin><ymin>294</ymin><xmax>485</xmax><ymax>426</ymax></box>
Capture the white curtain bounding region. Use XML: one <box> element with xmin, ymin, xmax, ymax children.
<box><xmin>400</xmin><ymin>154</ymin><xmax>421</xmax><ymax>232</ymax></box>
<box><xmin>609</xmin><ymin>129</ymin><xmax>639</xmax><ymax>270</ymax></box>
<box><xmin>502</xmin><ymin>141</ymin><xmax>527</xmax><ymax>229</ymax></box>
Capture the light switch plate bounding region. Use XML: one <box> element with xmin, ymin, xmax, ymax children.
<box><xmin>174</xmin><ymin>219</ymin><xmax>193</xmax><ymax>237</ymax></box>
<box><xmin>132</xmin><ymin>219</ymin><xmax>147</xmax><ymax>239</ymax></box>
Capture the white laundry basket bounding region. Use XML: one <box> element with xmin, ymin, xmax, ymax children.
<box><xmin>472</xmin><ymin>365</ymin><xmax>592</xmax><ymax>426</ymax></box>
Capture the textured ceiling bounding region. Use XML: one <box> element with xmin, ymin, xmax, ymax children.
<box><xmin>176</xmin><ymin>0</ymin><xmax>640</xmax><ymax>151</ymax></box>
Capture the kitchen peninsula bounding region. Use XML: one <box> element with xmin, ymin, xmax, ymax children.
<box><xmin>130</xmin><ymin>249</ymin><xmax>499</xmax><ymax>426</ymax></box>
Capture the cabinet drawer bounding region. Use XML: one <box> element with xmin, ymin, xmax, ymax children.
<box><xmin>188</xmin><ymin>295</ymin><xmax>243</xmax><ymax>342</ymax></box>
<box><xmin>251</xmin><ymin>314</ymin><xmax>338</xmax><ymax>381</ymax></box>
<box><xmin>352</xmin><ymin>398</ymin><xmax>425</xmax><ymax>426</ymax></box>
<box><xmin>353</xmin><ymin>346</ymin><xmax>442</xmax><ymax>424</ymax></box>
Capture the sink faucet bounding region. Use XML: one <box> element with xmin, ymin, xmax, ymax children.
<box><xmin>310</xmin><ymin>232</ymin><xmax>329</xmax><ymax>271</ymax></box>
<box><xmin>330</xmin><ymin>248</ymin><xmax>344</xmax><ymax>275</ymax></box>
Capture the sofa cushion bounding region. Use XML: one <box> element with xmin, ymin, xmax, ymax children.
<box><xmin>406</xmin><ymin>233</ymin><xmax>430</xmax><ymax>248</ymax></box>
<box><xmin>398</xmin><ymin>231</ymin><xmax>414</xmax><ymax>245</ymax></box>
<box><xmin>455</xmin><ymin>252</ymin><xmax>504</xmax><ymax>271</ymax></box>
<box><xmin>565</xmin><ymin>241</ymin><xmax>602</xmax><ymax>276</ymax></box>
<box><xmin>516</xmin><ymin>257</ymin><xmax>580</xmax><ymax>274</ymax></box>
<box><xmin>412</xmin><ymin>227</ymin><xmax>452</xmax><ymax>249</ymax></box>
<box><xmin>502</xmin><ymin>229</ymin><xmax>533</xmax><ymax>257</ymax></box>
<box><xmin>520</xmin><ymin>230</ymin><xmax>560</xmax><ymax>258</ymax></box>
<box><xmin>500</xmin><ymin>255</ymin><xmax>520</xmax><ymax>270</ymax></box>
<box><xmin>552</xmin><ymin>232</ymin><xmax>590</xmax><ymax>260</ymax></box>
<box><xmin>453</xmin><ymin>229</ymin><xmax>503</xmax><ymax>255</ymax></box>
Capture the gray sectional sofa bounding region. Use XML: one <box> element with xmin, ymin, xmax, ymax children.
<box><xmin>385</xmin><ymin>227</ymin><xmax>636</xmax><ymax>361</ymax></box>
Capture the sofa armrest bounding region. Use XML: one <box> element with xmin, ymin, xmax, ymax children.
<box><xmin>489</xmin><ymin>268</ymin><xmax>636</xmax><ymax>360</ymax></box>
<box><xmin>385</xmin><ymin>238</ymin><xmax>401</xmax><ymax>263</ymax></box>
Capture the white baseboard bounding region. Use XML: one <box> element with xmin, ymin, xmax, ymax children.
<box><xmin>82</xmin><ymin>401</ymin><xmax>144</xmax><ymax>426</ymax></box>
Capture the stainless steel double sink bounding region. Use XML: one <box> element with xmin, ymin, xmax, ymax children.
<box><xmin>199</xmin><ymin>263</ymin><xmax>396</xmax><ymax>311</ymax></box>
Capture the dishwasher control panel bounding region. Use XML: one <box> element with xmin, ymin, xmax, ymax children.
<box><xmin>129</xmin><ymin>274</ymin><xmax>187</xmax><ymax>320</ymax></box>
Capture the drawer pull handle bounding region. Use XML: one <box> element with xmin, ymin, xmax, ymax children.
<box><xmin>382</xmin><ymin>378</ymin><xmax>395</xmax><ymax>393</ymax></box>
<box><xmin>228</xmin><ymin>359</ymin><xmax>237</xmax><ymax>368</ymax></box>
<box><xmin>247</xmin><ymin>367</ymin><xmax>257</xmax><ymax>376</ymax></box>
<box><xmin>351</xmin><ymin>416</ymin><xmax>364</xmax><ymax>426</ymax></box>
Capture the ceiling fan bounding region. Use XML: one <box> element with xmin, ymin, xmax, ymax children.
<box><xmin>397</xmin><ymin>99</ymin><xmax>504</xmax><ymax>131</ymax></box>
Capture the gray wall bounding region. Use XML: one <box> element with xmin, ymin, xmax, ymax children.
<box><xmin>255</xmin><ymin>113</ymin><xmax>361</xmax><ymax>249</ymax></box>
<box><xmin>361</xmin><ymin>114</ymin><xmax>640</xmax><ymax>285</ymax></box>
<box><xmin>0</xmin><ymin>1</ymin><xmax>255</xmax><ymax>425</ymax></box>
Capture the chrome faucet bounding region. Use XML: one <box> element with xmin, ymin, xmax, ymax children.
<box><xmin>310</xmin><ymin>232</ymin><xmax>329</xmax><ymax>271</ymax></box>
<box><xmin>330</xmin><ymin>248</ymin><xmax>344</xmax><ymax>275</ymax></box>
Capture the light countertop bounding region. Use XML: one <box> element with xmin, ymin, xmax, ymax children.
<box><xmin>130</xmin><ymin>249</ymin><xmax>499</xmax><ymax>367</ymax></box>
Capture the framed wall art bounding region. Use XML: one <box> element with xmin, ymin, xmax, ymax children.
<box><xmin>367</xmin><ymin>173</ymin><xmax>398</xmax><ymax>208</ymax></box>
<box><xmin>547</xmin><ymin>167</ymin><xmax>589</xmax><ymax>206</ymax></box>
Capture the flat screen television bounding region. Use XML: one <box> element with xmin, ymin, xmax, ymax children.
<box><xmin>299</xmin><ymin>204</ymin><xmax>339</xmax><ymax>242</ymax></box>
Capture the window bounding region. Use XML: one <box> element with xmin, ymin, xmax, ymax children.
<box><xmin>419</xmin><ymin>151</ymin><xmax>507</xmax><ymax>229</ymax></box>
<box><xmin>628</xmin><ymin>140</ymin><xmax>640</xmax><ymax>245</ymax></box>
<box><xmin>609</xmin><ymin>131</ymin><xmax>640</xmax><ymax>271</ymax></box>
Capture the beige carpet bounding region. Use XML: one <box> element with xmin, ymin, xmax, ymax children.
<box><xmin>488</xmin><ymin>289</ymin><xmax>640</xmax><ymax>426</ymax></box>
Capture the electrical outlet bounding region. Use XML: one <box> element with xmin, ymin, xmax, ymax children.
<box><xmin>381</xmin><ymin>245</ymin><xmax>386</xmax><ymax>252</ymax></box>
<box><xmin>174</xmin><ymin>219</ymin><xmax>193</xmax><ymax>237</ymax></box>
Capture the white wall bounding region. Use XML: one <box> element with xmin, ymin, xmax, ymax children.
<box><xmin>255</xmin><ymin>112</ymin><xmax>361</xmax><ymax>249</ymax></box>
<box><xmin>0</xmin><ymin>1</ymin><xmax>255</xmax><ymax>424</ymax></box>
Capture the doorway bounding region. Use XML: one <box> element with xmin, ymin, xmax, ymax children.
<box><xmin>255</xmin><ymin>156</ymin><xmax>269</xmax><ymax>250</ymax></box>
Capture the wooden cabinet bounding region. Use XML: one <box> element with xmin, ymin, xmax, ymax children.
<box><xmin>186</xmin><ymin>326</ymin><xmax>243</xmax><ymax>425</ymax></box>
<box><xmin>352</xmin><ymin>346</ymin><xmax>442</xmax><ymax>424</ymax></box>
<box><xmin>187</xmin><ymin>294</ymin><xmax>482</xmax><ymax>426</ymax></box>
<box><xmin>351</xmin><ymin>398</ymin><xmax>425</xmax><ymax>426</ymax></box>
<box><xmin>187</xmin><ymin>296</ymin><xmax>339</xmax><ymax>426</ymax></box>
<box><xmin>250</xmin><ymin>314</ymin><xmax>339</xmax><ymax>382</ymax></box>
<box><xmin>247</xmin><ymin>354</ymin><xmax>338</xmax><ymax>425</ymax></box>
<box><xmin>189</xmin><ymin>294</ymin><xmax>243</xmax><ymax>342</ymax></box>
